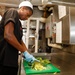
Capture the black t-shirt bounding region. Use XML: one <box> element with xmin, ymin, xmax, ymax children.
<box><xmin>0</xmin><ymin>8</ymin><xmax>23</xmax><ymax>67</ymax></box>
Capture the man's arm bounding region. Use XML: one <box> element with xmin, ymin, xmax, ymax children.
<box><xmin>4</xmin><ymin>22</ymin><xmax>26</xmax><ymax>52</ymax></box>
<box><xmin>4</xmin><ymin>21</ymin><xmax>39</xmax><ymax>63</ymax></box>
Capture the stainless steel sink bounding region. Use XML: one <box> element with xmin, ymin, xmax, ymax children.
<box><xmin>31</xmin><ymin>53</ymin><xmax>52</xmax><ymax>60</ymax></box>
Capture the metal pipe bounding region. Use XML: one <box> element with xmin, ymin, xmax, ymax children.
<box><xmin>51</xmin><ymin>1</ymin><xmax>75</xmax><ymax>6</ymax></box>
<box><xmin>0</xmin><ymin>2</ymin><xmax>18</xmax><ymax>7</ymax></box>
<box><xmin>48</xmin><ymin>38</ymin><xmax>63</xmax><ymax>49</ymax></box>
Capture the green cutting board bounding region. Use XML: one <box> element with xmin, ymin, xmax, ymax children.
<box><xmin>23</xmin><ymin>61</ymin><xmax>60</xmax><ymax>74</ymax></box>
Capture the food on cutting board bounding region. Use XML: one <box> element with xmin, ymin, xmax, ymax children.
<box><xmin>36</xmin><ymin>57</ymin><xmax>51</xmax><ymax>66</ymax></box>
<box><xmin>31</xmin><ymin>61</ymin><xmax>46</xmax><ymax>70</ymax></box>
<box><xmin>28</xmin><ymin>57</ymin><xmax>51</xmax><ymax>71</ymax></box>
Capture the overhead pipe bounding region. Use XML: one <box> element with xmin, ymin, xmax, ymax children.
<box><xmin>0</xmin><ymin>2</ymin><xmax>18</xmax><ymax>7</ymax></box>
<box><xmin>48</xmin><ymin>38</ymin><xmax>63</xmax><ymax>49</ymax></box>
<box><xmin>51</xmin><ymin>1</ymin><xmax>75</xmax><ymax>6</ymax></box>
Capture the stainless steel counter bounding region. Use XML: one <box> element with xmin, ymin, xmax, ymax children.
<box><xmin>31</xmin><ymin>53</ymin><xmax>52</xmax><ymax>60</ymax></box>
<box><xmin>21</xmin><ymin>50</ymin><xmax>75</xmax><ymax>75</ymax></box>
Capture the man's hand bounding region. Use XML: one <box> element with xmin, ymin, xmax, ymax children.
<box><xmin>23</xmin><ymin>51</ymin><xmax>39</xmax><ymax>63</ymax></box>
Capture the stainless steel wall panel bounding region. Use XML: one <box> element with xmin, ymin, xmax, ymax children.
<box><xmin>69</xmin><ymin>7</ymin><xmax>75</xmax><ymax>44</ymax></box>
<box><xmin>62</xmin><ymin>15</ymin><xmax>70</xmax><ymax>44</ymax></box>
<box><xmin>53</xmin><ymin>5</ymin><xmax>75</xmax><ymax>44</ymax></box>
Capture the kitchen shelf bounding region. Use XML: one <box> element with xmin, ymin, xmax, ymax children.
<box><xmin>25</xmin><ymin>18</ymin><xmax>40</xmax><ymax>53</ymax></box>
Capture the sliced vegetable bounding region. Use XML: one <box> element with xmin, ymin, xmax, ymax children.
<box><xmin>27</xmin><ymin>57</ymin><xmax>51</xmax><ymax>71</ymax></box>
<box><xmin>36</xmin><ymin>57</ymin><xmax>51</xmax><ymax>66</ymax></box>
<box><xmin>31</xmin><ymin>61</ymin><xmax>46</xmax><ymax>70</ymax></box>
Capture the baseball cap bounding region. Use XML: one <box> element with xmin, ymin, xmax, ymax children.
<box><xmin>19</xmin><ymin>1</ymin><xmax>33</xmax><ymax>10</ymax></box>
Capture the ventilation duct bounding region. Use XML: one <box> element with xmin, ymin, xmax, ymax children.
<box><xmin>50</xmin><ymin>0</ymin><xmax>75</xmax><ymax>6</ymax></box>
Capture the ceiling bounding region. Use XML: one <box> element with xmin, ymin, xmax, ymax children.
<box><xmin>0</xmin><ymin>0</ymin><xmax>45</xmax><ymax>8</ymax></box>
<box><xmin>0</xmin><ymin>0</ymin><xmax>75</xmax><ymax>9</ymax></box>
<box><xmin>0</xmin><ymin>0</ymin><xmax>75</xmax><ymax>16</ymax></box>
<box><xmin>0</xmin><ymin>0</ymin><xmax>49</xmax><ymax>7</ymax></box>
<box><xmin>0</xmin><ymin>0</ymin><xmax>75</xmax><ymax>7</ymax></box>
<box><xmin>0</xmin><ymin>0</ymin><xmax>23</xmax><ymax>7</ymax></box>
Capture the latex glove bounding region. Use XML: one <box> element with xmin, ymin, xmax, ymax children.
<box><xmin>23</xmin><ymin>51</ymin><xmax>39</xmax><ymax>63</ymax></box>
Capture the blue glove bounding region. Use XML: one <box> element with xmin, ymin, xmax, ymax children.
<box><xmin>23</xmin><ymin>51</ymin><xmax>39</xmax><ymax>63</ymax></box>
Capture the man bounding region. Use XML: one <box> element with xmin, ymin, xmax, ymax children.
<box><xmin>0</xmin><ymin>1</ymin><xmax>38</xmax><ymax>75</ymax></box>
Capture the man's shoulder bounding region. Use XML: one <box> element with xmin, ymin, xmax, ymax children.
<box><xmin>8</xmin><ymin>8</ymin><xmax>17</xmax><ymax>12</ymax></box>
<box><xmin>5</xmin><ymin>8</ymin><xmax>18</xmax><ymax>16</ymax></box>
